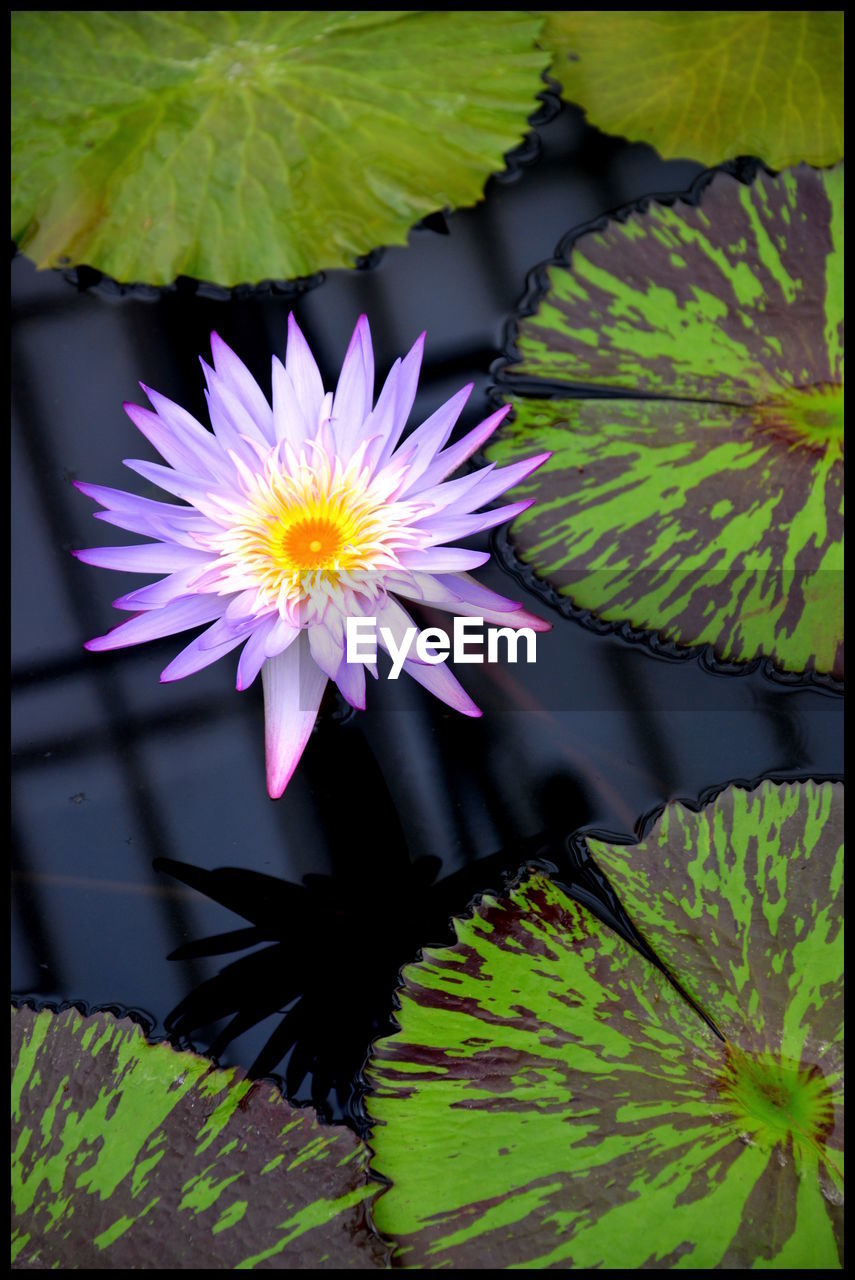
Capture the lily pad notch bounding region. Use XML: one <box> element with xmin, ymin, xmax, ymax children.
<box><xmin>487</xmin><ymin>161</ymin><xmax>844</xmax><ymax>683</ymax></box>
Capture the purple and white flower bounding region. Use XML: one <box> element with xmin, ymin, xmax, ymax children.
<box><xmin>75</xmin><ymin>315</ymin><xmax>550</xmax><ymax>796</ymax></box>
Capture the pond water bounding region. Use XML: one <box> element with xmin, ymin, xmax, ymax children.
<box><xmin>11</xmin><ymin>101</ymin><xmax>843</xmax><ymax>1129</ymax></box>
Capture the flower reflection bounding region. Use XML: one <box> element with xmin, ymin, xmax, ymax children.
<box><xmin>157</xmin><ymin>853</ymin><xmax>442</xmax><ymax>1122</ymax></box>
<box><xmin>155</xmin><ymin>838</ymin><xmax>570</xmax><ymax>1124</ymax></box>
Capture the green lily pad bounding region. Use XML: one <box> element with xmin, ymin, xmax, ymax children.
<box><xmin>11</xmin><ymin>1005</ymin><xmax>388</xmax><ymax>1269</ymax></box>
<box><xmin>586</xmin><ymin>779</ymin><xmax>844</xmax><ymax>1063</ymax></box>
<box><xmin>11</xmin><ymin>11</ymin><xmax>546</xmax><ymax>286</ymax></box>
<box><xmin>488</xmin><ymin>163</ymin><xmax>844</xmax><ymax>679</ymax></box>
<box><xmin>541</xmin><ymin>11</ymin><xmax>844</xmax><ymax>169</ymax></box>
<box><xmin>366</xmin><ymin>780</ymin><xmax>843</xmax><ymax>1268</ymax></box>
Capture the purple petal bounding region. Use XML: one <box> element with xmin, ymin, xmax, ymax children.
<box><xmin>203</xmin><ymin>369</ymin><xmax>267</xmax><ymax>469</ymax></box>
<box><xmin>375</xmin><ymin>595</ymin><xmax>422</xmax><ymax>656</ymax></box>
<box><xmin>371</xmin><ymin>332</ymin><xmax>426</xmax><ymax>466</ymax></box>
<box><xmin>334</xmin><ymin>654</ymin><xmax>366</xmax><ymax>710</ymax></box>
<box><xmin>438</xmin><ymin>453</ymin><xmax>552</xmax><ymax>517</ymax></box>
<box><xmin>388</xmin><ymin>384</ymin><xmax>473</xmax><ymax>492</ymax></box>
<box><xmin>112</xmin><ymin>567</ymin><xmax>205</xmax><ymax>610</ymax></box>
<box><xmin>225</xmin><ymin>588</ymin><xmax>265</xmax><ymax>621</ymax></box>
<box><xmin>124</xmin><ymin>403</ymin><xmax>209</xmax><ymax>478</ymax></box>
<box><xmin>85</xmin><ymin>596</ymin><xmax>226</xmax><ymax>652</ymax></box>
<box><xmin>481</xmin><ymin>606</ymin><xmax>551</xmax><ymax>632</ymax></box>
<box><xmin>210</xmin><ymin>332</ymin><xmax>274</xmax><ymax>443</ymax></box>
<box><xmin>386</xmin><ymin>570</ymin><xmax>548</xmax><ymax>631</ymax></box>
<box><xmin>308</xmin><ymin>622</ymin><xmax>345</xmax><ymax>680</ymax></box>
<box><xmin>73</xmin><ymin>543</ymin><xmax>214</xmax><ymax>573</ymax></box>
<box><xmin>264</xmin><ymin>615</ymin><xmax>301</xmax><ymax>658</ymax></box>
<box><xmin>371</xmin><ymin>598</ymin><xmax>442</xmax><ymax>672</ymax></box>
<box><xmin>398</xmin><ymin>547</ymin><xmax>491</xmax><ymax>572</ymax></box>
<box><xmin>271</xmin><ymin>356</ymin><xmax>312</xmax><ymax>445</ymax></box>
<box><xmin>160</xmin><ymin>621</ymin><xmax>247</xmax><ymax>682</ymax></box>
<box><xmin>77</xmin><ymin>482</ymin><xmax>215</xmax><ymax>547</ymax></box>
<box><xmin>406</xmin><ymin>464</ymin><xmax>496</xmax><ymax>518</ymax></box>
<box><xmin>406</xmin><ymin>591</ymin><xmax>550</xmax><ymax>632</ymax></box>
<box><xmin>405</xmin><ymin>405</ymin><xmax>511</xmax><ymax>494</ymax></box>
<box><xmin>332</xmin><ymin>315</ymin><xmax>374</xmax><ymax>458</ymax></box>
<box><xmin>361</xmin><ymin>357</ymin><xmax>402</xmax><ymax>459</ymax></box>
<box><xmin>122</xmin><ymin>458</ymin><xmax>232</xmax><ymax>510</ymax></box>
<box><xmin>389</xmin><ymin>573</ymin><xmax>518</xmax><ymax>615</ymax></box>
<box><xmin>286</xmin><ymin>313</ymin><xmax>325</xmax><ymax>427</ymax></box>
<box><xmin>390</xmin><ymin>332</ymin><xmax>426</xmax><ymax>440</ymax></box>
<box><xmin>435</xmin><ymin>572</ymin><xmax>521</xmax><ymax>613</ymax></box>
<box><xmin>236</xmin><ymin>616</ymin><xmax>278</xmax><ymax>690</ymax></box>
<box><xmin>203</xmin><ymin>357</ymin><xmax>269</xmax><ymax>447</ymax></box>
<box><xmin>262</xmin><ymin>633</ymin><xmax>328</xmax><ymax>798</ymax></box>
<box><xmin>416</xmin><ymin>499</ymin><xmax>534</xmax><ymax>543</ymax></box>
<box><xmin>137</xmin><ymin>386</ymin><xmax>234</xmax><ymax>484</ymax></box>
<box><xmin>186</xmin><ymin>563</ymin><xmax>231</xmax><ymax>592</ymax></box>
<box><xmin>198</xmin><ymin>612</ymin><xmax>258</xmax><ymax>651</ymax></box>
<box><xmin>402</xmin><ymin>657</ymin><xmax>481</xmax><ymax>717</ymax></box>
<box><xmin>92</xmin><ymin>508</ymin><xmax>209</xmax><ymax>548</ymax></box>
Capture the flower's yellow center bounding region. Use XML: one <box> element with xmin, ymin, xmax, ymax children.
<box><xmin>240</xmin><ymin>482</ymin><xmax>381</xmax><ymax>596</ymax></box>
<box><xmin>204</xmin><ymin>450</ymin><xmax>422</xmax><ymax>612</ymax></box>
<box><xmin>272</xmin><ymin>512</ymin><xmax>351</xmax><ymax>573</ymax></box>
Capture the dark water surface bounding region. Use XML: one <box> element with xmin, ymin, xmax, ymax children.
<box><xmin>11</xmin><ymin>103</ymin><xmax>843</xmax><ymax>1127</ymax></box>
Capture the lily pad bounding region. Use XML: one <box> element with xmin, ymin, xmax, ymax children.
<box><xmin>366</xmin><ymin>780</ymin><xmax>843</xmax><ymax>1268</ymax></box>
<box><xmin>11</xmin><ymin>11</ymin><xmax>546</xmax><ymax>286</ymax></box>
<box><xmin>488</xmin><ymin>163</ymin><xmax>844</xmax><ymax>679</ymax></box>
<box><xmin>11</xmin><ymin>1005</ymin><xmax>388</xmax><ymax>1269</ymax></box>
<box><xmin>541</xmin><ymin>11</ymin><xmax>844</xmax><ymax>169</ymax></box>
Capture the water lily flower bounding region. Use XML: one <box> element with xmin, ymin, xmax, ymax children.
<box><xmin>75</xmin><ymin>315</ymin><xmax>551</xmax><ymax>797</ymax></box>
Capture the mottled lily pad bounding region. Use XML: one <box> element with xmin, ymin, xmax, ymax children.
<box><xmin>367</xmin><ymin>780</ymin><xmax>843</xmax><ymax>1268</ymax></box>
<box><xmin>11</xmin><ymin>1006</ymin><xmax>388</xmax><ymax>1269</ymax></box>
<box><xmin>541</xmin><ymin>11</ymin><xmax>844</xmax><ymax>169</ymax></box>
<box><xmin>488</xmin><ymin>163</ymin><xmax>844</xmax><ymax>679</ymax></box>
<box><xmin>11</xmin><ymin>11</ymin><xmax>545</xmax><ymax>286</ymax></box>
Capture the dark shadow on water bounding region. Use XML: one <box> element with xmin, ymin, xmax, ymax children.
<box><xmin>153</xmin><ymin>765</ymin><xmax>593</xmax><ymax>1129</ymax></box>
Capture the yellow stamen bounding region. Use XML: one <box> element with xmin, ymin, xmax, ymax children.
<box><xmin>205</xmin><ymin>448</ymin><xmax>420</xmax><ymax>612</ymax></box>
<box><xmin>274</xmin><ymin>512</ymin><xmax>349</xmax><ymax>571</ymax></box>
